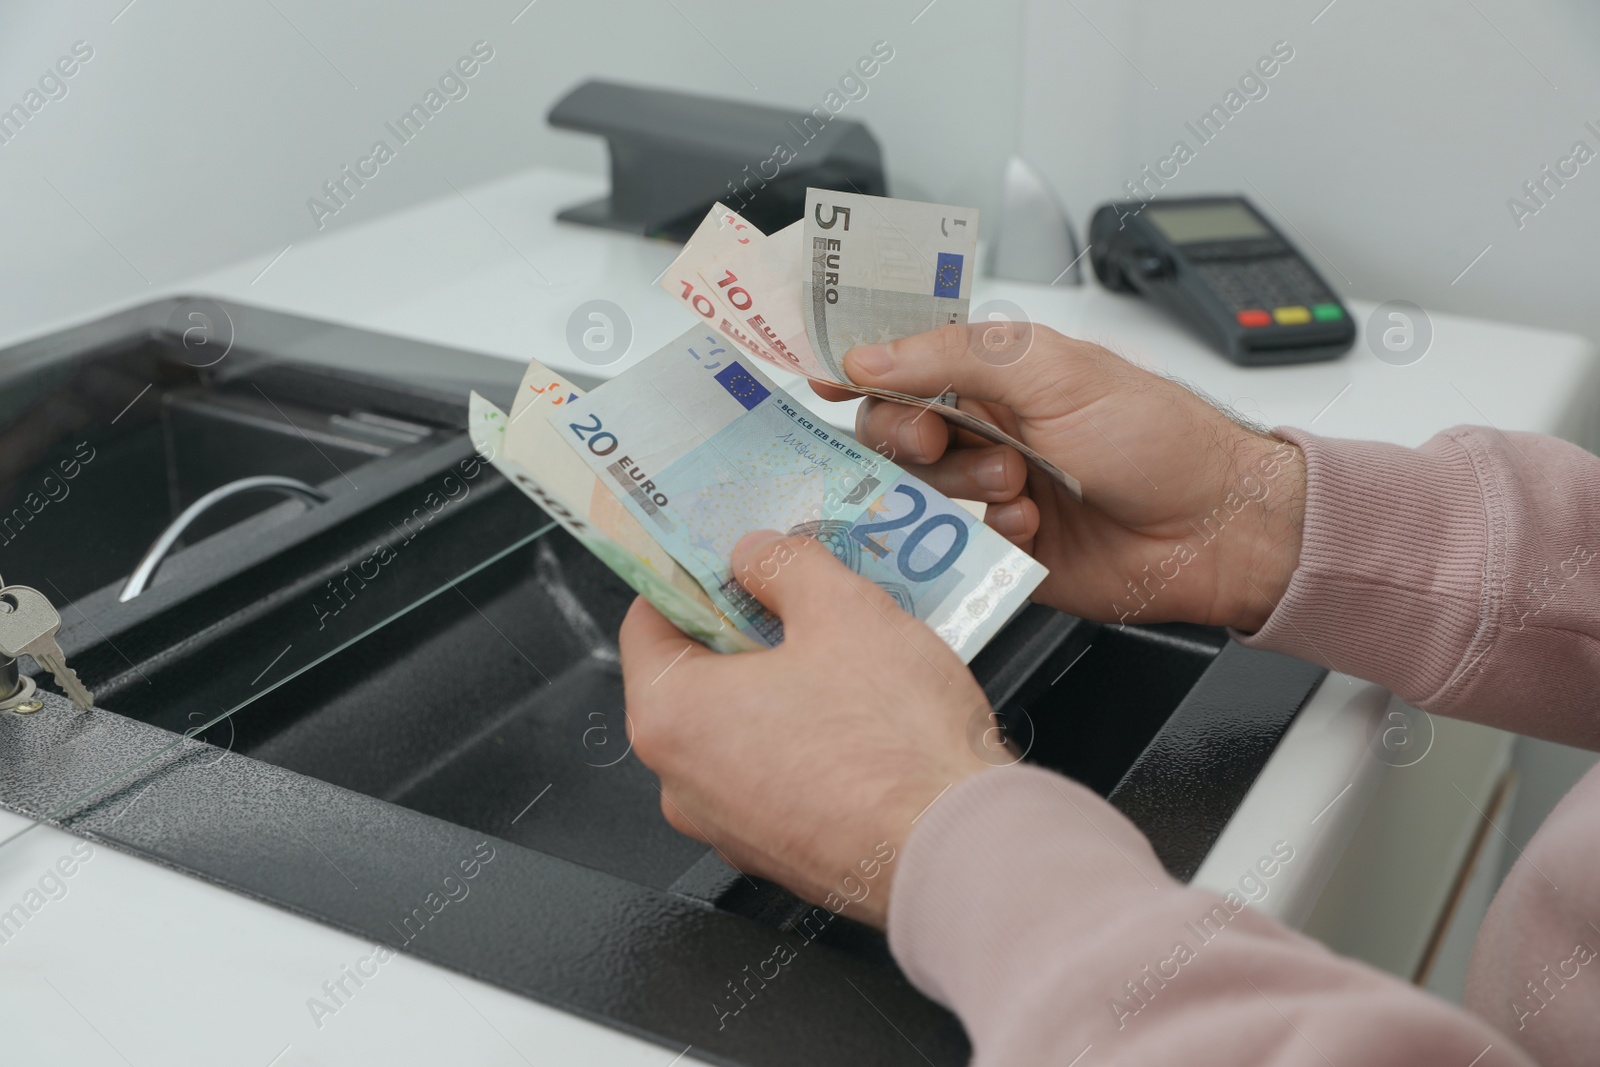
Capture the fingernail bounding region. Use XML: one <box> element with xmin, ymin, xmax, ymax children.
<box><xmin>848</xmin><ymin>344</ymin><xmax>892</xmax><ymax>377</ymax></box>
<box><xmin>975</xmin><ymin>451</ymin><xmax>1011</xmax><ymax>494</ymax></box>
<box><xmin>894</xmin><ymin>415</ymin><xmax>925</xmax><ymax>459</ymax></box>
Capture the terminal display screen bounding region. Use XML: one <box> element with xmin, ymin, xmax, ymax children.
<box><xmin>1146</xmin><ymin>203</ymin><xmax>1271</xmax><ymax>244</ymax></box>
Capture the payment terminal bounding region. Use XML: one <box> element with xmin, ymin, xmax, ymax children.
<box><xmin>1089</xmin><ymin>196</ymin><xmax>1355</xmax><ymax>365</ymax></box>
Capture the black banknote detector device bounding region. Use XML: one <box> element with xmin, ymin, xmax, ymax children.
<box><xmin>547</xmin><ymin>80</ymin><xmax>886</xmax><ymax>242</ymax></box>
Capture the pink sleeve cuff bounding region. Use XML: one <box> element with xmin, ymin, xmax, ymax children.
<box><xmin>1234</xmin><ymin>426</ymin><xmax>1494</xmax><ymax>709</ymax></box>
<box><xmin>1237</xmin><ymin>425</ymin><xmax>1600</xmax><ymax>746</ymax></box>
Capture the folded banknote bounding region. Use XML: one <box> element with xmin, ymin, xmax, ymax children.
<box><xmin>802</xmin><ymin>187</ymin><xmax>978</xmax><ymax>381</ymax></box>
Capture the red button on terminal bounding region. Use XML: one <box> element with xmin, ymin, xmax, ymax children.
<box><xmin>1236</xmin><ymin>309</ymin><xmax>1272</xmax><ymax>328</ymax></box>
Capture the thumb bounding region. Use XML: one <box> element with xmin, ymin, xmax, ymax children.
<box><xmin>729</xmin><ymin>529</ymin><xmax>901</xmax><ymax>635</ymax></box>
<box><xmin>843</xmin><ymin>322</ymin><xmax>1105</xmax><ymax>419</ymax></box>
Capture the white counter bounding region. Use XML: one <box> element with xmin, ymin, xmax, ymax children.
<box><xmin>2</xmin><ymin>166</ymin><xmax>1594</xmax><ymax>1063</ymax></box>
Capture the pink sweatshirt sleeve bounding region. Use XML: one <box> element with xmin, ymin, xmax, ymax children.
<box><xmin>888</xmin><ymin>767</ymin><xmax>1527</xmax><ymax>1066</ymax></box>
<box><xmin>1238</xmin><ymin>425</ymin><xmax>1600</xmax><ymax>747</ymax></box>
<box><xmin>887</xmin><ymin>425</ymin><xmax>1600</xmax><ymax>1065</ymax></box>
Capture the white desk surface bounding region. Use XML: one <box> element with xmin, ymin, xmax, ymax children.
<box><xmin>2</xmin><ymin>166</ymin><xmax>1595</xmax><ymax>1065</ymax></box>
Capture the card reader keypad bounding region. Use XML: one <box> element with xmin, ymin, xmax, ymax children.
<box><xmin>1193</xmin><ymin>257</ymin><xmax>1343</xmax><ymax>328</ymax></box>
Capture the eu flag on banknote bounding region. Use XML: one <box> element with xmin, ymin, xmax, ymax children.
<box><xmin>714</xmin><ymin>361</ymin><xmax>770</xmax><ymax>411</ymax></box>
<box><xmin>933</xmin><ymin>252</ymin><xmax>963</xmax><ymax>298</ymax></box>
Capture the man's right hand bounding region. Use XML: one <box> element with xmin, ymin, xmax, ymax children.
<box><xmin>813</xmin><ymin>323</ymin><xmax>1307</xmax><ymax>632</ymax></box>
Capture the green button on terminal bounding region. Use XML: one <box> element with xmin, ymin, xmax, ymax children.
<box><xmin>1312</xmin><ymin>303</ymin><xmax>1344</xmax><ymax>322</ymax></box>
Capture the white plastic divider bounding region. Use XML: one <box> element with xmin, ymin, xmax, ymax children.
<box><xmin>1191</xmin><ymin>673</ymin><xmax>1392</xmax><ymax>928</ymax></box>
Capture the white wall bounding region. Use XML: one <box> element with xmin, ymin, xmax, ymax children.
<box><xmin>0</xmin><ymin>0</ymin><xmax>1023</xmax><ymax>338</ymax></box>
<box><xmin>8</xmin><ymin>0</ymin><xmax>1600</xmax><ymax>349</ymax></box>
<box><xmin>1021</xmin><ymin>0</ymin><xmax>1600</xmax><ymax>347</ymax></box>
<box><xmin>5</xmin><ymin>14</ymin><xmax>1593</xmax><ymax>502</ymax></box>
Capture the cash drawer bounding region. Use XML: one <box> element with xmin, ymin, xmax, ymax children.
<box><xmin>0</xmin><ymin>299</ymin><xmax>1326</xmax><ymax>1067</ymax></box>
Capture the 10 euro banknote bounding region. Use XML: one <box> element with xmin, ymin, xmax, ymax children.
<box><xmin>546</xmin><ymin>326</ymin><xmax>1046</xmax><ymax>662</ymax></box>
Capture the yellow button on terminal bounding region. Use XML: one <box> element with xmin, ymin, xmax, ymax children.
<box><xmin>1272</xmin><ymin>306</ymin><xmax>1311</xmax><ymax>325</ymax></box>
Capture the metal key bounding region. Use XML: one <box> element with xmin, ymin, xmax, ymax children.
<box><xmin>0</xmin><ymin>585</ymin><xmax>94</xmax><ymax>710</ymax></box>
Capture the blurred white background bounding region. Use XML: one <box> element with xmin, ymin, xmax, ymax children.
<box><xmin>0</xmin><ymin>0</ymin><xmax>1022</xmax><ymax>334</ymax></box>
<box><xmin>3</xmin><ymin>0</ymin><xmax>1599</xmax><ymax>348</ymax></box>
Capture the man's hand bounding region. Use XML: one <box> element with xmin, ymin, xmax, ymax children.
<box><xmin>619</xmin><ymin>531</ymin><xmax>994</xmax><ymax>929</ymax></box>
<box><xmin>815</xmin><ymin>323</ymin><xmax>1307</xmax><ymax>631</ymax></box>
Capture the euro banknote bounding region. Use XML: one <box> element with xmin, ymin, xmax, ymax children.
<box><xmin>664</xmin><ymin>196</ymin><xmax>975</xmax><ymax>383</ymax></box>
<box><xmin>467</xmin><ymin>359</ymin><xmax>758</xmax><ymax>655</ymax></box>
<box><xmin>547</xmin><ymin>326</ymin><xmax>1046</xmax><ymax>662</ymax></box>
<box><xmin>664</xmin><ymin>207</ymin><xmax>829</xmax><ymax>379</ymax></box>
<box><xmin>802</xmin><ymin>187</ymin><xmax>978</xmax><ymax>381</ymax></box>
<box><xmin>659</xmin><ymin>197</ymin><xmax>1082</xmax><ymax>500</ymax></box>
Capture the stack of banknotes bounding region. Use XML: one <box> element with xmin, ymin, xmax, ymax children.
<box><xmin>469</xmin><ymin>190</ymin><xmax>1052</xmax><ymax>662</ymax></box>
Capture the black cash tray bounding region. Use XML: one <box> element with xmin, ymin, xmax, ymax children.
<box><xmin>0</xmin><ymin>299</ymin><xmax>1325</xmax><ymax>1067</ymax></box>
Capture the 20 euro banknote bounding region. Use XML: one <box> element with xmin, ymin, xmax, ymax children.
<box><xmin>547</xmin><ymin>326</ymin><xmax>1046</xmax><ymax>662</ymax></box>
